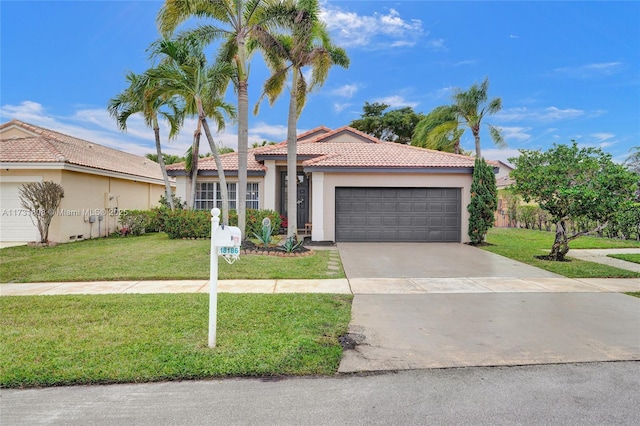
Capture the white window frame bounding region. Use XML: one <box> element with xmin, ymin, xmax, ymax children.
<box><xmin>246</xmin><ymin>182</ymin><xmax>259</xmax><ymax>209</ymax></box>
<box><xmin>195</xmin><ymin>182</ymin><xmax>259</xmax><ymax>210</ymax></box>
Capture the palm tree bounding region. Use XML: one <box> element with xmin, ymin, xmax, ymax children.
<box><xmin>412</xmin><ymin>105</ymin><xmax>464</xmax><ymax>154</ymax></box>
<box><xmin>255</xmin><ymin>0</ymin><xmax>349</xmax><ymax>237</ymax></box>
<box><xmin>451</xmin><ymin>77</ymin><xmax>505</xmax><ymax>158</ymax></box>
<box><xmin>108</xmin><ymin>72</ymin><xmax>182</xmax><ymax>210</ymax></box>
<box><xmin>157</xmin><ymin>0</ymin><xmax>292</xmax><ymax>237</ymax></box>
<box><xmin>147</xmin><ymin>37</ymin><xmax>236</xmax><ymax>222</ymax></box>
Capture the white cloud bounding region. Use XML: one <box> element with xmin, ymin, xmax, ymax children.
<box><xmin>425</xmin><ymin>85</ymin><xmax>455</xmax><ymax>102</ymax></box>
<box><xmin>248</xmin><ymin>122</ymin><xmax>308</xmax><ymax>144</ymax></box>
<box><xmin>425</xmin><ymin>38</ymin><xmax>446</xmax><ymax>50</ymax></box>
<box><xmin>585</xmin><ymin>132</ymin><xmax>618</xmax><ymax>150</ymax></box>
<box><xmin>590</xmin><ymin>132</ymin><xmax>615</xmax><ymax>142</ymax></box>
<box><xmin>372</xmin><ymin>95</ymin><xmax>418</xmax><ymax>108</ymax></box>
<box><xmin>483</xmin><ymin>148</ymin><xmax>522</xmax><ymax>166</ymax></box>
<box><xmin>496</xmin><ymin>106</ymin><xmax>585</xmax><ymax>122</ymax></box>
<box><xmin>553</xmin><ymin>62</ymin><xmax>624</xmax><ymax>78</ymax></box>
<box><xmin>0</xmin><ymin>100</ymin><xmax>292</xmax><ymax>156</ymax></box>
<box><xmin>330</xmin><ymin>84</ymin><xmax>359</xmax><ymax>99</ymax></box>
<box><xmin>319</xmin><ymin>4</ymin><xmax>425</xmax><ymax>49</ymax></box>
<box><xmin>453</xmin><ymin>60</ymin><xmax>477</xmax><ymax>67</ymax></box>
<box><xmin>498</xmin><ymin>126</ymin><xmax>532</xmax><ymax>142</ymax></box>
<box><xmin>540</xmin><ymin>106</ymin><xmax>584</xmax><ymax>121</ymax></box>
<box><xmin>494</xmin><ymin>107</ymin><xmax>530</xmax><ymax>122</ymax></box>
<box><xmin>334</xmin><ymin>103</ymin><xmax>351</xmax><ymax>113</ymax></box>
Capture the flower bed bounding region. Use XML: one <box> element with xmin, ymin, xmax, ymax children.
<box><xmin>241</xmin><ymin>239</ymin><xmax>312</xmax><ymax>257</ymax></box>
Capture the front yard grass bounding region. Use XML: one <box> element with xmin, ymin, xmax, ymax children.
<box><xmin>482</xmin><ymin>228</ymin><xmax>640</xmax><ymax>278</ymax></box>
<box><xmin>608</xmin><ymin>253</ymin><xmax>640</xmax><ymax>265</ymax></box>
<box><xmin>0</xmin><ymin>293</ymin><xmax>353</xmax><ymax>388</ymax></box>
<box><xmin>0</xmin><ymin>233</ymin><xmax>344</xmax><ymax>283</ymax></box>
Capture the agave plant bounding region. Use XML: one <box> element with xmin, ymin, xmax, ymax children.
<box><xmin>252</xmin><ymin>223</ymin><xmax>273</xmax><ymax>248</ymax></box>
<box><xmin>280</xmin><ymin>236</ymin><xmax>304</xmax><ymax>253</ymax></box>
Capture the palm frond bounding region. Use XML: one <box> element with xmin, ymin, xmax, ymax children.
<box><xmin>488</xmin><ymin>124</ymin><xmax>507</xmax><ymax>148</ymax></box>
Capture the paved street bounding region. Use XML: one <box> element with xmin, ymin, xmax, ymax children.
<box><xmin>3</xmin><ymin>362</ymin><xmax>639</xmax><ymax>425</ymax></box>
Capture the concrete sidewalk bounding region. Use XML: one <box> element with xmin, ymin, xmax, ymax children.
<box><xmin>569</xmin><ymin>248</ymin><xmax>640</xmax><ymax>273</ymax></box>
<box><xmin>1</xmin><ymin>276</ymin><xmax>639</xmax><ymax>296</ymax></box>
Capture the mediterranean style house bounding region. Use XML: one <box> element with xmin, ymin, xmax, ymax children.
<box><xmin>0</xmin><ymin>119</ymin><xmax>170</xmax><ymax>247</ymax></box>
<box><xmin>167</xmin><ymin>126</ymin><xmax>480</xmax><ymax>243</ymax></box>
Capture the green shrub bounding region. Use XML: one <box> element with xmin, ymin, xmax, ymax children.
<box><xmin>244</xmin><ymin>209</ymin><xmax>281</xmax><ymax>237</ymax></box>
<box><xmin>164</xmin><ymin>210</ymin><xmax>211</xmax><ymax>239</ymax></box>
<box><xmin>162</xmin><ymin>208</ymin><xmax>282</xmax><ymax>240</ymax></box>
<box><xmin>468</xmin><ymin>158</ymin><xmax>498</xmax><ymax>244</ymax></box>
<box><xmin>118</xmin><ymin>210</ymin><xmax>153</xmax><ymax>236</ymax></box>
<box><xmin>517</xmin><ymin>205</ymin><xmax>538</xmax><ymax>229</ymax></box>
<box><xmin>605</xmin><ymin>204</ymin><xmax>640</xmax><ymax>240</ymax></box>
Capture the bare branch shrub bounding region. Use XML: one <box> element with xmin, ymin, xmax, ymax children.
<box><xmin>19</xmin><ymin>181</ymin><xmax>64</xmax><ymax>243</ymax></box>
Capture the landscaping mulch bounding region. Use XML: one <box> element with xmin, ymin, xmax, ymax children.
<box><xmin>241</xmin><ymin>239</ymin><xmax>313</xmax><ymax>257</ymax></box>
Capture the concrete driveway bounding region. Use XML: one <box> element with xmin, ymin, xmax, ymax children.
<box><xmin>336</xmin><ymin>243</ymin><xmax>640</xmax><ymax>373</ymax></box>
<box><xmin>337</xmin><ymin>242</ymin><xmax>561</xmax><ymax>278</ymax></box>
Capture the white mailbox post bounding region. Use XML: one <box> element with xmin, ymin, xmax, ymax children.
<box><xmin>209</xmin><ymin>208</ymin><xmax>241</xmax><ymax>348</ymax></box>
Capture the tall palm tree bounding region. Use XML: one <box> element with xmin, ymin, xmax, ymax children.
<box><xmin>255</xmin><ymin>0</ymin><xmax>349</xmax><ymax>237</ymax></box>
<box><xmin>147</xmin><ymin>37</ymin><xmax>236</xmax><ymax>222</ymax></box>
<box><xmin>451</xmin><ymin>77</ymin><xmax>505</xmax><ymax>158</ymax></box>
<box><xmin>412</xmin><ymin>105</ymin><xmax>464</xmax><ymax>154</ymax></box>
<box><xmin>157</xmin><ymin>0</ymin><xmax>292</xmax><ymax>237</ymax></box>
<box><xmin>108</xmin><ymin>72</ymin><xmax>182</xmax><ymax>210</ymax></box>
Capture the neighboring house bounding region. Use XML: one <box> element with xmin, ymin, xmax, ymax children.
<box><xmin>0</xmin><ymin>119</ymin><xmax>171</xmax><ymax>247</ymax></box>
<box><xmin>167</xmin><ymin>126</ymin><xmax>480</xmax><ymax>243</ymax></box>
<box><xmin>492</xmin><ymin>161</ymin><xmax>516</xmax><ymax>227</ymax></box>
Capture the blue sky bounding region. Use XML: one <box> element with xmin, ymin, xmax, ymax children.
<box><xmin>1</xmin><ymin>1</ymin><xmax>638</xmax><ymax>165</ymax></box>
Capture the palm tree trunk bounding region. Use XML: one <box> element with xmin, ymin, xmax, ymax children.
<box><xmin>198</xmin><ymin>98</ymin><xmax>230</xmax><ymax>225</ymax></box>
<box><xmin>189</xmin><ymin>129</ymin><xmax>201</xmax><ymax>210</ymax></box>
<box><xmin>473</xmin><ymin>128</ymin><xmax>482</xmax><ymax>158</ymax></box>
<box><xmin>236</xmin><ymin>35</ymin><xmax>248</xmax><ymax>239</ymax></box>
<box><xmin>287</xmin><ymin>72</ymin><xmax>299</xmax><ymax>238</ymax></box>
<box><xmin>237</xmin><ymin>80</ymin><xmax>248</xmax><ymax>239</ymax></box>
<box><xmin>153</xmin><ymin>119</ymin><xmax>175</xmax><ymax>211</ymax></box>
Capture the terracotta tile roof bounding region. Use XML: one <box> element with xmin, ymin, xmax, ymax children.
<box><xmin>165</xmin><ymin>149</ymin><xmax>266</xmax><ymax>173</ymax></box>
<box><xmin>165</xmin><ymin>125</ymin><xmax>477</xmax><ymax>173</ymax></box>
<box><xmin>256</xmin><ymin>125</ymin><xmax>476</xmax><ymax>169</ymax></box>
<box><xmin>301</xmin><ymin>142</ymin><xmax>476</xmax><ymax>169</ymax></box>
<box><xmin>0</xmin><ymin>119</ymin><xmax>165</xmax><ymax>181</ymax></box>
<box><xmin>296</xmin><ymin>125</ymin><xmax>331</xmax><ymax>141</ymax></box>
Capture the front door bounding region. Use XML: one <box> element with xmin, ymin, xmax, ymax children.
<box><xmin>280</xmin><ymin>171</ymin><xmax>309</xmax><ymax>229</ymax></box>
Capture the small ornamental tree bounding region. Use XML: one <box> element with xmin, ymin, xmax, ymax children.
<box><xmin>19</xmin><ymin>181</ymin><xmax>64</xmax><ymax>244</ymax></box>
<box><xmin>510</xmin><ymin>142</ymin><xmax>638</xmax><ymax>261</ymax></box>
<box><xmin>468</xmin><ymin>158</ymin><xmax>498</xmax><ymax>244</ymax></box>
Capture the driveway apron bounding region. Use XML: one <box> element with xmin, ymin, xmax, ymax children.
<box><xmin>337</xmin><ymin>243</ymin><xmax>561</xmax><ymax>279</ymax></box>
<box><xmin>339</xmin><ymin>292</ymin><xmax>640</xmax><ymax>372</ymax></box>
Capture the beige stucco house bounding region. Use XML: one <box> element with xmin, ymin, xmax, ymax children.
<box><xmin>0</xmin><ymin>119</ymin><xmax>170</xmax><ymax>247</ymax></box>
<box><xmin>167</xmin><ymin>126</ymin><xmax>478</xmax><ymax>243</ymax></box>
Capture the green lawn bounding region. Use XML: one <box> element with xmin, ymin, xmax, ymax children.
<box><xmin>608</xmin><ymin>253</ymin><xmax>640</xmax><ymax>265</ymax></box>
<box><xmin>0</xmin><ymin>233</ymin><xmax>344</xmax><ymax>283</ymax></box>
<box><xmin>483</xmin><ymin>228</ymin><xmax>640</xmax><ymax>278</ymax></box>
<box><xmin>0</xmin><ymin>293</ymin><xmax>353</xmax><ymax>388</ymax></box>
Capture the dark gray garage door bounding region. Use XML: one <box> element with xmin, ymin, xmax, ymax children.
<box><xmin>335</xmin><ymin>187</ymin><xmax>461</xmax><ymax>242</ymax></box>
